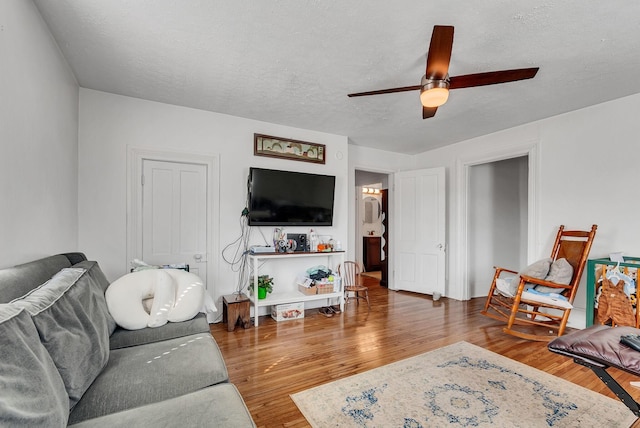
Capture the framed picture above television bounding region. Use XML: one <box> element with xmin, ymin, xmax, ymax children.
<box><xmin>254</xmin><ymin>133</ymin><xmax>325</xmax><ymax>164</ymax></box>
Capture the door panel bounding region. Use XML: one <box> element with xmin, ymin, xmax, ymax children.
<box><xmin>142</xmin><ymin>160</ymin><xmax>207</xmax><ymax>280</ymax></box>
<box><xmin>394</xmin><ymin>167</ymin><xmax>445</xmax><ymax>295</ymax></box>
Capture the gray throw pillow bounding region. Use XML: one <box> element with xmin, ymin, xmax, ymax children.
<box><xmin>72</xmin><ymin>260</ymin><xmax>111</xmax><ymax>293</ymax></box>
<box><xmin>72</xmin><ymin>260</ymin><xmax>116</xmax><ymax>334</ymax></box>
<box><xmin>536</xmin><ymin>258</ymin><xmax>574</xmax><ymax>294</ymax></box>
<box><xmin>0</xmin><ymin>304</ymin><xmax>68</xmax><ymax>427</ymax></box>
<box><xmin>11</xmin><ymin>268</ymin><xmax>112</xmax><ymax>410</ymax></box>
<box><xmin>519</xmin><ymin>258</ymin><xmax>552</xmax><ymax>280</ymax></box>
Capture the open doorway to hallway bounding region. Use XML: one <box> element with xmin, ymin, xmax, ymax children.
<box><xmin>355</xmin><ymin>170</ymin><xmax>390</xmax><ymax>287</ymax></box>
<box><xmin>468</xmin><ymin>155</ymin><xmax>528</xmax><ymax>298</ymax></box>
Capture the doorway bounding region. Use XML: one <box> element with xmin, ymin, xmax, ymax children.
<box><xmin>127</xmin><ymin>147</ymin><xmax>219</xmax><ymax>300</ymax></box>
<box><xmin>141</xmin><ymin>159</ymin><xmax>208</xmax><ymax>280</ymax></box>
<box><xmin>468</xmin><ymin>156</ymin><xmax>528</xmax><ymax>298</ymax></box>
<box><xmin>355</xmin><ymin>170</ymin><xmax>389</xmax><ymax>285</ymax></box>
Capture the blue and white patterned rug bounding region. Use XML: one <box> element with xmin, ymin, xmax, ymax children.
<box><xmin>291</xmin><ymin>342</ymin><xmax>637</xmax><ymax>427</ymax></box>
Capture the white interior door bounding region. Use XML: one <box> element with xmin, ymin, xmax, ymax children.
<box><xmin>141</xmin><ymin>159</ymin><xmax>208</xmax><ymax>280</ymax></box>
<box><xmin>394</xmin><ymin>167</ymin><xmax>445</xmax><ymax>295</ymax></box>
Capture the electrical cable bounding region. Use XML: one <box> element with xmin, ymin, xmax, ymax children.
<box><xmin>220</xmin><ymin>174</ymin><xmax>271</xmax><ymax>296</ymax></box>
<box><xmin>221</xmin><ymin>212</ymin><xmax>252</xmax><ymax>294</ymax></box>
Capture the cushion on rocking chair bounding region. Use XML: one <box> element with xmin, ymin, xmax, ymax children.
<box><xmin>495</xmin><ymin>258</ymin><xmax>552</xmax><ymax>297</ymax></box>
<box><xmin>535</xmin><ymin>258</ymin><xmax>573</xmax><ymax>294</ymax></box>
<box><xmin>519</xmin><ymin>258</ymin><xmax>552</xmax><ymax>280</ymax></box>
<box><xmin>520</xmin><ymin>289</ymin><xmax>574</xmax><ymax>309</ymax></box>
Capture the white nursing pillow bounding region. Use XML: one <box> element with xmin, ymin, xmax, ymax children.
<box><xmin>106</xmin><ymin>269</ymin><xmax>205</xmax><ymax>330</ymax></box>
<box><xmin>164</xmin><ymin>269</ymin><xmax>205</xmax><ymax>322</ymax></box>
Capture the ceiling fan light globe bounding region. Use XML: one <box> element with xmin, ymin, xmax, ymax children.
<box><xmin>420</xmin><ymin>87</ymin><xmax>449</xmax><ymax>107</ymax></box>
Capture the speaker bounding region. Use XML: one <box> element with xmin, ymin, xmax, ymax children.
<box><xmin>287</xmin><ymin>233</ymin><xmax>307</xmax><ymax>252</ymax></box>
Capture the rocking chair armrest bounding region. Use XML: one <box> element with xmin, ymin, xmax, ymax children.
<box><xmin>493</xmin><ymin>266</ymin><xmax>518</xmax><ymax>276</ymax></box>
<box><xmin>518</xmin><ymin>274</ymin><xmax>572</xmax><ymax>291</ymax></box>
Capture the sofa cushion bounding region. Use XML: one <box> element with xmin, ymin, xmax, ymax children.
<box><xmin>11</xmin><ymin>268</ymin><xmax>113</xmax><ymax>410</ymax></box>
<box><xmin>71</xmin><ymin>260</ymin><xmax>116</xmax><ymax>335</ymax></box>
<box><xmin>69</xmin><ymin>332</ymin><xmax>229</xmax><ymax>424</ymax></box>
<box><xmin>67</xmin><ymin>384</ymin><xmax>255</xmax><ymax>428</ymax></box>
<box><xmin>0</xmin><ymin>254</ymin><xmax>72</xmax><ymax>303</ymax></box>
<box><xmin>0</xmin><ymin>305</ymin><xmax>68</xmax><ymax>427</ymax></box>
<box><xmin>109</xmin><ymin>313</ymin><xmax>210</xmax><ymax>349</ymax></box>
<box><xmin>72</xmin><ymin>260</ymin><xmax>112</xmax><ymax>293</ymax></box>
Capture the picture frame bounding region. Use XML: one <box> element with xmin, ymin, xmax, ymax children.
<box><xmin>254</xmin><ymin>133</ymin><xmax>325</xmax><ymax>164</ymax></box>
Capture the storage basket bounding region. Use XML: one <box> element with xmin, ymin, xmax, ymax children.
<box><xmin>298</xmin><ymin>284</ymin><xmax>317</xmax><ymax>295</ymax></box>
<box><xmin>316</xmin><ymin>283</ymin><xmax>334</xmax><ymax>294</ymax></box>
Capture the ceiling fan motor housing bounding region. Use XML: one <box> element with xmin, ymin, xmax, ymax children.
<box><xmin>421</xmin><ymin>75</ymin><xmax>450</xmax><ymax>90</ymax></box>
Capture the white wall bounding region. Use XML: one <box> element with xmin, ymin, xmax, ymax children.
<box><xmin>0</xmin><ymin>0</ymin><xmax>79</xmax><ymax>268</ymax></box>
<box><xmin>78</xmin><ymin>89</ymin><xmax>348</xmax><ymax>309</ymax></box>
<box><xmin>413</xmin><ymin>92</ymin><xmax>640</xmax><ymax>327</ymax></box>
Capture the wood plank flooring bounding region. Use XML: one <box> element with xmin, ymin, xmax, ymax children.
<box><xmin>210</xmin><ymin>275</ymin><xmax>640</xmax><ymax>427</ymax></box>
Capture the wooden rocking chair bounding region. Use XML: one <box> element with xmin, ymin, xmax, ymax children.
<box><xmin>481</xmin><ymin>224</ymin><xmax>597</xmax><ymax>341</ymax></box>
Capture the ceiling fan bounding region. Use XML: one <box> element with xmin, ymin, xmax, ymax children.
<box><xmin>347</xmin><ymin>25</ymin><xmax>539</xmax><ymax>119</ymax></box>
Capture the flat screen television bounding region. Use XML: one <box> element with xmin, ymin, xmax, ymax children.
<box><xmin>247</xmin><ymin>167</ymin><xmax>336</xmax><ymax>226</ymax></box>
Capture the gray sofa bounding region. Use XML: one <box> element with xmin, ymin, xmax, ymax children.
<box><xmin>0</xmin><ymin>253</ymin><xmax>255</xmax><ymax>427</ymax></box>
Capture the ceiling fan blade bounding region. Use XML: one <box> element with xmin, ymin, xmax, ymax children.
<box><xmin>347</xmin><ymin>85</ymin><xmax>421</xmax><ymax>98</ymax></box>
<box><xmin>423</xmin><ymin>106</ymin><xmax>438</xmax><ymax>119</ymax></box>
<box><xmin>425</xmin><ymin>25</ymin><xmax>454</xmax><ymax>79</ymax></box>
<box><xmin>449</xmin><ymin>67</ymin><xmax>539</xmax><ymax>89</ymax></box>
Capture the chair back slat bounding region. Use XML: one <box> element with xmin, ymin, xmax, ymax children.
<box><xmin>338</xmin><ymin>261</ymin><xmax>361</xmax><ymax>287</ymax></box>
<box><xmin>551</xmin><ymin>224</ymin><xmax>597</xmax><ymax>301</ymax></box>
<box><xmin>557</xmin><ymin>240</ymin><xmax>589</xmax><ymax>274</ymax></box>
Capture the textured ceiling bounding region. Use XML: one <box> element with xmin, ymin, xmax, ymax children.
<box><xmin>34</xmin><ymin>0</ymin><xmax>640</xmax><ymax>155</ymax></box>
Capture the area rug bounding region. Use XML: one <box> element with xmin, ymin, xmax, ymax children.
<box><xmin>290</xmin><ymin>341</ymin><xmax>637</xmax><ymax>427</ymax></box>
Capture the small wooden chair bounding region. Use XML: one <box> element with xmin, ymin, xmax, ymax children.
<box><xmin>481</xmin><ymin>224</ymin><xmax>597</xmax><ymax>341</ymax></box>
<box><xmin>338</xmin><ymin>261</ymin><xmax>370</xmax><ymax>311</ymax></box>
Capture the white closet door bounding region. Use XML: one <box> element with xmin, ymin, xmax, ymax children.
<box><xmin>394</xmin><ymin>167</ymin><xmax>445</xmax><ymax>296</ymax></box>
<box><xmin>142</xmin><ymin>159</ymin><xmax>208</xmax><ymax>280</ymax></box>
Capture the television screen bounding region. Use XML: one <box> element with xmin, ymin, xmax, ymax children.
<box><xmin>248</xmin><ymin>167</ymin><xmax>335</xmax><ymax>226</ymax></box>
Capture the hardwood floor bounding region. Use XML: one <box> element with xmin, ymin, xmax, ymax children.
<box><xmin>210</xmin><ymin>276</ymin><xmax>640</xmax><ymax>427</ymax></box>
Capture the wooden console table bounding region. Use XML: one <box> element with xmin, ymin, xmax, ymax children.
<box><xmin>248</xmin><ymin>251</ymin><xmax>345</xmax><ymax>326</ymax></box>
